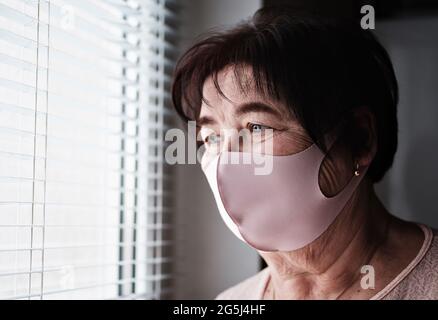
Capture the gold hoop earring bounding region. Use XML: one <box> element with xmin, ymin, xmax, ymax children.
<box><xmin>354</xmin><ymin>163</ymin><xmax>360</xmax><ymax>176</ymax></box>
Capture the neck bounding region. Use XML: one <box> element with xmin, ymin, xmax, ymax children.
<box><xmin>261</xmin><ymin>183</ymin><xmax>392</xmax><ymax>299</ymax></box>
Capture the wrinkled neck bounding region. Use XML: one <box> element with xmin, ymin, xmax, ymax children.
<box><xmin>261</xmin><ymin>183</ymin><xmax>392</xmax><ymax>299</ymax></box>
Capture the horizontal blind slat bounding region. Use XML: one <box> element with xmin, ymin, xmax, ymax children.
<box><xmin>0</xmin><ymin>0</ymin><xmax>175</xmax><ymax>300</ymax></box>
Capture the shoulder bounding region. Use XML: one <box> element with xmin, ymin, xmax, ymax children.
<box><xmin>409</xmin><ymin>226</ymin><xmax>438</xmax><ymax>285</ymax></box>
<box><xmin>384</xmin><ymin>225</ymin><xmax>438</xmax><ymax>300</ymax></box>
<box><xmin>215</xmin><ymin>268</ymin><xmax>270</xmax><ymax>300</ymax></box>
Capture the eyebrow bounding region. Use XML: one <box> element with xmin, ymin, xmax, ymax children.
<box><xmin>196</xmin><ymin>115</ymin><xmax>216</xmax><ymax>127</ymax></box>
<box><xmin>235</xmin><ymin>102</ymin><xmax>282</xmax><ymax>118</ymax></box>
<box><xmin>197</xmin><ymin>102</ymin><xmax>282</xmax><ymax>127</ymax></box>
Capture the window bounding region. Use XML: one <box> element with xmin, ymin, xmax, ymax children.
<box><xmin>0</xmin><ymin>0</ymin><xmax>175</xmax><ymax>299</ymax></box>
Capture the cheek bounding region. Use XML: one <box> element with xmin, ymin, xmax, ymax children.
<box><xmin>269</xmin><ymin>127</ymin><xmax>355</xmax><ymax>196</ymax></box>
<box><xmin>271</xmin><ymin>130</ymin><xmax>313</xmax><ymax>156</ymax></box>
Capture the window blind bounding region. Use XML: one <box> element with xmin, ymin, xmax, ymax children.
<box><xmin>0</xmin><ymin>0</ymin><xmax>176</xmax><ymax>299</ymax></box>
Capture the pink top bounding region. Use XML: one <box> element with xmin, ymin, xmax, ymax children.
<box><xmin>216</xmin><ymin>224</ymin><xmax>438</xmax><ymax>300</ymax></box>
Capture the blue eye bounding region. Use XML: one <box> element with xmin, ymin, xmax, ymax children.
<box><xmin>205</xmin><ymin>133</ymin><xmax>220</xmax><ymax>144</ymax></box>
<box><xmin>248</xmin><ymin>123</ymin><xmax>270</xmax><ymax>133</ymax></box>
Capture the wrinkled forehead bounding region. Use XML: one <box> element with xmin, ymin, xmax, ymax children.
<box><xmin>200</xmin><ymin>65</ymin><xmax>291</xmax><ymax>118</ymax></box>
<box><xmin>202</xmin><ymin>66</ymin><xmax>252</xmax><ymax>101</ymax></box>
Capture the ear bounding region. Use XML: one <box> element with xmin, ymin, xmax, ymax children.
<box><xmin>351</xmin><ymin>106</ymin><xmax>377</xmax><ymax>168</ymax></box>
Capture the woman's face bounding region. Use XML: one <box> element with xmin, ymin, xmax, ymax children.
<box><xmin>198</xmin><ymin>66</ymin><xmax>356</xmax><ymax>197</ymax></box>
<box><xmin>198</xmin><ymin>67</ymin><xmax>312</xmax><ymax>157</ymax></box>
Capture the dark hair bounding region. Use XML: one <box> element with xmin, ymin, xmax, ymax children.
<box><xmin>171</xmin><ymin>6</ymin><xmax>398</xmax><ymax>183</ymax></box>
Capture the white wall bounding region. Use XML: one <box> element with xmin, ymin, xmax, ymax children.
<box><xmin>375</xmin><ymin>16</ymin><xmax>438</xmax><ymax>229</ymax></box>
<box><xmin>174</xmin><ymin>0</ymin><xmax>262</xmax><ymax>300</ymax></box>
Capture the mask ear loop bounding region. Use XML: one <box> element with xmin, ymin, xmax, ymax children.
<box><xmin>316</xmin><ymin>123</ymin><xmax>356</xmax><ymax>198</ymax></box>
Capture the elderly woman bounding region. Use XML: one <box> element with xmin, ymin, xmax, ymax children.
<box><xmin>171</xmin><ymin>7</ymin><xmax>437</xmax><ymax>299</ymax></box>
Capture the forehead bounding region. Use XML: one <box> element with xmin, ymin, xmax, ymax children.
<box><xmin>200</xmin><ymin>66</ymin><xmax>286</xmax><ymax>117</ymax></box>
<box><xmin>202</xmin><ymin>66</ymin><xmax>254</xmax><ymax>106</ymax></box>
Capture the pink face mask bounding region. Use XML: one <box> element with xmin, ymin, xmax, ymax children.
<box><xmin>201</xmin><ymin>143</ymin><xmax>368</xmax><ymax>252</ymax></box>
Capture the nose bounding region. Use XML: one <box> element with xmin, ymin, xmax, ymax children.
<box><xmin>221</xmin><ymin>129</ymin><xmax>252</xmax><ymax>153</ymax></box>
